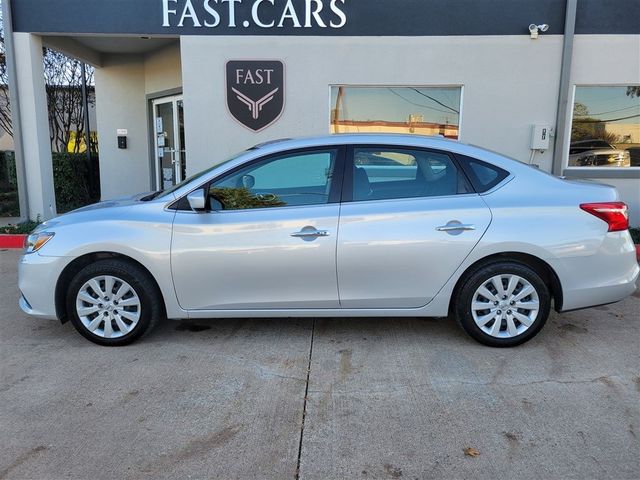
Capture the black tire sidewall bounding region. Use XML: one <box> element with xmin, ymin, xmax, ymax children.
<box><xmin>455</xmin><ymin>261</ymin><xmax>551</xmax><ymax>347</ymax></box>
<box><xmin>66</xmin><ymin>259</ymin><xmax>159</xmax><ymax>346</ymax></box>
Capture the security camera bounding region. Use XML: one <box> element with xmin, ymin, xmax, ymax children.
<box><xmin>529</xmin><ymin>23</ymin><xmax>549</xmax><ymax>39</ymax></box>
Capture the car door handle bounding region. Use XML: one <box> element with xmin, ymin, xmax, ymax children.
<box><xmin>290</xmin><ymin>229</ymin><xmax>329</xmax><ymax>238</ymax></box>
<box><xmin>436</xmin><ymin>224</ymin><xmax>476</xmax><ymax>232</ymax></box>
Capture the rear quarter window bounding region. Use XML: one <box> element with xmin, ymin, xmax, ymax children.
<box><xmin>456</xmin><ymin>154</ymin><xmax>509</xmax><ymax>193</ymax></box>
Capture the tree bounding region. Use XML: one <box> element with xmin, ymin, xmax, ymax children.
<box><xmin>0</xmin><ymin>4</ymin><xmax>13</xmax><ymax>138</ymax></box>
<box><xmin>573</xmin><ymin>102</ymin><xmax>589</xmax><ymax>117</ymax></box>
<box><xmin>627</xmin><ymin>86</ymin><xmax>640</xmax><ymax>98</ymax></box>
<box><xmin>571</xmin><ymin>102</ymin><xmax>620</xmax><ymax>144</ymax></box>
<box><xmin>0</xmin><ymin>4</ymin><xmax>96</xmax><ymax>153</ymax></box>
<box><xmin>43</xmin><ymin>50</ymin><xmax>96</xmax><ymax>153</ymax></box>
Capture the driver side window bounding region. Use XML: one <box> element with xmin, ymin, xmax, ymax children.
<box><xmin>209</xmin><ymin>149</ymin><xmax>338</xmax><ymax>211</ymax></box>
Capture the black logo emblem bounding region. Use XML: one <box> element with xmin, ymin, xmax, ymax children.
<box><xmin>226</xmin><ymin>60</ymin><xmax>285</xmax><ymax>132</ymax></box>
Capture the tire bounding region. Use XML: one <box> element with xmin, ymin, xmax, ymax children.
<box><xmin>454</xmin><ymin>261</ymin><xmax>551</xmax><ymax>347</ymax></box>
<box><xmin>66</xmin><ymin>259</ymin><xmax>163</xmax><ymax>346</ymax></box>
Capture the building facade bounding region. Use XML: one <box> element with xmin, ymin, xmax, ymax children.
<box><xmin>3</xmin><ymin>0</ymin><xmax>639</xmax><ymax>224</ymax></box>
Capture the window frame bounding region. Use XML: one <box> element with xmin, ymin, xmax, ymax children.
<box><xmin>172</xmin><ymin>146</ymin><xmax>348</xmax><ymax>213</ymax></box>
<box><xmin>341</xmin><ymin>144</ymin><xmax>476</xmax><ymax>203</ymax></box>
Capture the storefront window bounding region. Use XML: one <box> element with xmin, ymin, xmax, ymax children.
<box><xmin>330</xmin><ymin>86</ymin><xmax>461</xmax><ymax>139</ymax></box>
<box><xmin>569</xmin><ymin>86</ymin><xmax>640</xmax><ymax>168</ymax></box>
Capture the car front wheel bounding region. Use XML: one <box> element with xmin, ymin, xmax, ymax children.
<box><xmin>66</xmin><ymin>259</ymin><xmax>162</xmax><ymax>346</ymax></box>
<box><xmin>455</xmin><ymin>261</ymin><xmax>551</xmax><ymax>347</ymax></box>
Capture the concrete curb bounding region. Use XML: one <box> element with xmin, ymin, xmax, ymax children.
<box><xmin>0</xmin><ymin>234</ymin><xmax>27</xmax><ymax>249</ymax></box>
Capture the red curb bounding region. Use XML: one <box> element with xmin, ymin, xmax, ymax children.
<box><xmin>0</xmin><ymin>234</ymin><xmax>27</xmax><ymax>249</ymax></box>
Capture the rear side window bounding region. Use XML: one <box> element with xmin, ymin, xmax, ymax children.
<box><xmin>457</xmin><ymin>155</ymin><xmax>509</xmax><ymax>193</ymax></box>
<box><xmin>350</xmin><ymin>147</ymin><xmax>474</xmax><ymax>202</ymax></box>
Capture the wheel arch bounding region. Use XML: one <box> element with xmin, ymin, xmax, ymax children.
<box><xmin>55</xmin><ymin>252</ymin><xmax>166</xmax><ymax>323</ymax></box>
<box><xmin>448</xmin><ymin>251</ymin><xmax>564</xmax><ymax>315</ymax></box>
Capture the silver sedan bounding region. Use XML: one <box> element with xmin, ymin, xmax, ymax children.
<box><xmin>18</xmin><ymin>134</ymin><xmax>639</xmax><ymax>347</ymax></box>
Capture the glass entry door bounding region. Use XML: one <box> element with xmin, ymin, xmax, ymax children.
<box><xmin>153</xmin><ymin>95</ymin><xmax>186</xmax><ymax>189</ymax></box>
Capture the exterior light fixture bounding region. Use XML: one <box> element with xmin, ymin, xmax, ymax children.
<box><xmin>528</xmin><ymin>24</ymin><xmax>549</xmax><ymax>39</ymax></box>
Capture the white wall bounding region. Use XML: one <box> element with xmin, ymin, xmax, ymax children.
<box><xmin>181</xmin><ymin>35</ymin><xmax>563</xmax><ymax>174</ymax></box>
<box><xmin>95</xmin><ymin>55</ymin><xmax>149</xmax><ymax>200</ymax></box>
<box><xmin>145</xmin><ymin>42</ymin><xmax>182</xmax><ymax>94</ymax></box>
<box><xmin>94</xmin><ymin>43</ymin><xmax>182</xmax><ymax>199</ymax></box>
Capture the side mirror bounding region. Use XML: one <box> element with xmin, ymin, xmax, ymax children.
<box><xmin>187</xmin><ymin>189</ymin><xmax>206</xmax><ymax>212</ymax></box>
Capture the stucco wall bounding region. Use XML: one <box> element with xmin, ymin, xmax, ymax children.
<box><xmin>94</xmin><ymin>55</ymin><xmax>149</xmax><ymax>200</ymax></box>
<box><xmin>181</xmin><ymin>35</ymin><xmax>563</xmax><ymax>174</ymax></box>
<box><xmin>94</xmin><ymin>42</ymin><xmax>182</xmax><ymax>199</ymax></box>
<box><xmin>144</xmin><ymin>42</ymin><xmax>183</xmax><ymax>95</ymax></box>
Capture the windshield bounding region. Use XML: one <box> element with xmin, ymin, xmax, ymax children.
<box><xmin>153</xmin><ymin>152</ymin><xmax>246</xmax><ymax>199</ymax></box>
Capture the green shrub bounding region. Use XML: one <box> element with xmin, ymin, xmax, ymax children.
<box><xmin>0</xmin><ymin>219</ymin><xmax>40</xmax><ymax>234</ymax></box>
<box><xmin>52</xmin><ymin>153</ymin><xmax>100</xmax><ymax>213</ymax></box>
<box><xmin>0</xmin><ymin>151</ymin><xmax>19</xmax><ymax>217</ymax></box>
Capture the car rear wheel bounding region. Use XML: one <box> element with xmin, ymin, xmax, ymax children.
<box><xmin>66</xmin><ymin>259</ymin><xmax>162</xmax><ymax>346</ymax></box>
<box><xmin>455</xmin><ymin>261</ymin><xmax>551</xmax><ymax>347</ymax></box>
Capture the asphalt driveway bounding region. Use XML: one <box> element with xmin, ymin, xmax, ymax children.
<box><xmin>1</xmin><ymin>249</ymin><xmax>639</xmax><ymax>479</ymax></box>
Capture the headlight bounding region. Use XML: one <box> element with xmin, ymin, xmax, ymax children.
<box><xmin>24</xmin><ymin>232</ymin><xmax>55</xmax><ymax>254</ymax></box>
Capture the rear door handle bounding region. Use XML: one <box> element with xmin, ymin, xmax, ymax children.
<box><xmin>290</xmin><ymin>229</ymin><xmax>329</xmax><ymax>238</ymax></box>
<box><xmin>436</xmin><ymin>224</ymin><xmax>476</xmax><ymax>232</ymax></box>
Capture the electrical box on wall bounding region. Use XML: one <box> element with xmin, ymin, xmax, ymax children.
<box><xmin>530</xmin><ymin>124</ymin><xmax>551</xmax><ymax>150</ymax></box>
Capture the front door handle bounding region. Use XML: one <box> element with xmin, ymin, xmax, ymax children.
<box><xmin>291</xmin><ymin>228</ymin><xmax>329</xmax><ymax>238</ymax></box>
<box><xmin>436</xmin><ymin>224</ymin><xmax>476</xmax><ymax>232</ymax></box>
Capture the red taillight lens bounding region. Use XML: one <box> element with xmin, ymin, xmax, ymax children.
<box><xmin>580</xmin><ymin>202</ymin><xmax>629</xmax><ymax>232</ymax></box>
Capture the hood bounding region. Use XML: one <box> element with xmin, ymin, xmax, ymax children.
<box><xmin>71</xmin><ymin>191</ymin><xmax>157</xmax><ymax>213</ymax></box>
<box><xmin>35</xmin><ymin>191</ymin><xmax>172</xmax><ymax>232</ymax></box>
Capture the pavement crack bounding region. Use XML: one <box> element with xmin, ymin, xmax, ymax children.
<box><xmin>295</xmin><ymin>318</ymin><xmax>315</xmax><ymax>480</ymax></box>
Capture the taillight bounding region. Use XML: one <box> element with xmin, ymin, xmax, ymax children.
<box><xmin>580</xmin><ymin>202</ymin><xmax>629</xmax><ymax>232</ymax></box>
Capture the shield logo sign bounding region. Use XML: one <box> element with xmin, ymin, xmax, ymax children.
<box><xmin>226</xmin><ymin>60</ymin><xmax>285</xmax><ymax>132</ymax></box>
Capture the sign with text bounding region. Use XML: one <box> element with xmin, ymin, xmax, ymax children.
<box><xmin>13</xmin><ymin>0</ymin><xmax>594</xmax><ymax>36</ymax></box>
<box><xmin>226</xmin><ymin>60</ymin><xmax>285</xmax><ymax>132</ymax></box>
<box><xmin>163</xmin><ymin>0</ymin><xmax>347</xmax><ymax>30</ymax></box>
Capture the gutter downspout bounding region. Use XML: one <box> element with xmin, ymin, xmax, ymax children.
<box><xmin>552</xmin><ymin>0</ymin><xmax>578</xmax><ymax>177</ymax></box>
<box><xmin>1</xmin><ymin>0</ymin><xmax>29</xmax><ymax>221</ymax></box>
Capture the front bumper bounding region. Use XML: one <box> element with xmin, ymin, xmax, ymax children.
<box><xmin>18</xmin><ymin>253</ymin><xmax>72</xmax><ymax>320</ymax></box>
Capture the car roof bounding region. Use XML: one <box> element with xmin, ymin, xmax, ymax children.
<box><xmin>251</xmin><ymin>133</ymin><xmax>456</xmax><ymax>150</ymax></box>
<box><xmin>247</xmin><ymin>134</ymin><xmax>521</xmax><ymax>167</ymax></box>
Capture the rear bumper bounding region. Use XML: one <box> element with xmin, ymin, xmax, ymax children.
<box><xmin>559</xmin><ymin>271</ymin><xmax>638</xmax><ymax>312</ymax></box>
<box><xmin>556</xmin><ymin>231</ymin><xmax>639</xmax><ymax>311</ymax></box>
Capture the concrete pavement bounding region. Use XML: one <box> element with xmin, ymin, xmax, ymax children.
<box><xmin>1</xmin><ymin>249</ymin><xmax>638</xmax><ymax>479</ymax></box>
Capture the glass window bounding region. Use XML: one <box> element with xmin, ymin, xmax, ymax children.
<box><xmin>457</xmin><ymin>155</ymin><xmax>510</xmax><ymax>193</ymax></box>
<box><xmin>331</xmin><ymin>86</ymin><xmax>461</xmax><ymax>139</ymax></box>
<box><xmin>209</xmin><ymin>149</ymin><xmax>338</xmax><ymax>210</ymax></box>
<box><xmin>351</xmin><ymin>148</ymin><xmax>473</xmax><ymax>202</ymax></box>
<box><xmin>569</xmin><ymin>86</ymin><xmax>640</xmax><ymax>168</ymax></box>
